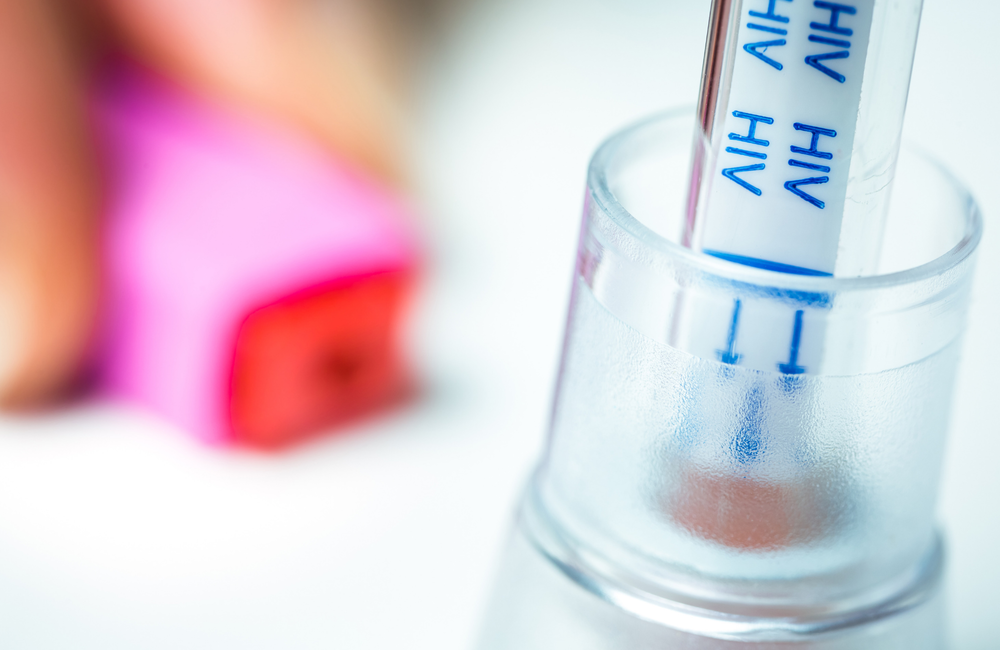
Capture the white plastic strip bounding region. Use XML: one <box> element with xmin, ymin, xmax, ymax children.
<box><xmin>696</xmin><ymin>0</ymin><xmax>875</xmax><ymax>276</ymax></box>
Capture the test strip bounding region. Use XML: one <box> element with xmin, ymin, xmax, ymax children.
<box><xmin>694</xmin><ymin>0</ymin><xmax>875</xmax><ymax>275</ymax></box>
<box><xmin>678</xmin><ymin>0</ymin><xmax>876</xmax><ymax>375</ymax></box>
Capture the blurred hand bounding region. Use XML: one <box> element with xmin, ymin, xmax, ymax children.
<box><xmin>0</xmin><ymin>0</ymin><xmax>417</xmax><ymax>408</ymax></box>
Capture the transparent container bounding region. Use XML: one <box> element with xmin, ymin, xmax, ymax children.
<box><xmin>476</xmin><ymin>109</ymin><xmax>981</xmax><ymax>648</ymax></box>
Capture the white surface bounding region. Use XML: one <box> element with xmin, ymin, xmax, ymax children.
<box><xmin>0</xmin><ymin>0</ymin><xmax>996</xmax><ymax>648</ymax></box>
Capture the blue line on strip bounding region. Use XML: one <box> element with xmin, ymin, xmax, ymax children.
<box><xmin>726</xmin><ymin>146</ymin><xmax>768</xmax><ymax>159</ymax></box>
<box><xmin>789</xmin><ymin>158</ymin><xmax>831</xmax><ymax>172</ymax></box>
<box><xmin>809</xmin><ymin>34</ymin><xmax>851</xmax><ymax>48</ymax></box>
<box><xmin>748</xmin><ymin>22</ymin><xmax>788</xmax><ymax>35</ymax></box>
<box><xmin>778</xmin><ymin>310</ymin><xmax>807</xmax><ymax>374</ymax></box>
<box><xmin>703</xmin><ymin>250</ymin><xmax>832</xmax><ymax>277</ymax></box>
<box><xmin>717</xmin><ymin>299</ymin><xmax>743</xmax><ymax>365</ymax></box>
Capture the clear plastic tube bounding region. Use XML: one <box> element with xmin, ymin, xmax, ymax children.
<box><xmin>686</xmin><ymin>0</ymin><xmax>924</xmax><ymax>277</ymax></box>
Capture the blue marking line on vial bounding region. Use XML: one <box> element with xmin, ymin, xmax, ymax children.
<box><xmin>778</xmin><ymin>310</ymin><xmax>807</xmax><ymax>375</ymax></box>
<box><xmin>717</xmin><ymin>300</ymin><xmax>744</xmax><ymax>365</ymax></box>
<box><xmin>704</xmin><ymin>251</ymin><xmax>832</xmax><ymax>277</ymax></box>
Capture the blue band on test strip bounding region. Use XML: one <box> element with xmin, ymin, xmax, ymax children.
<box><xmin>704</xmin><ymin>250</ymin><xmax>833</xmax><ymax>277</ymax></box>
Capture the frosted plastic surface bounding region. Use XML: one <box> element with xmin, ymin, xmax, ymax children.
<box><xmin>541</xmin><ymin>275</ymin><xmax>954</xmax><ymax>589</ymax></box>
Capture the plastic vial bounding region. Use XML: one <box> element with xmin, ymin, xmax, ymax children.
<box><xmin>475</xmin><ymin>110</ymin><xmax>981</xmax><ymax>649</ymax></box>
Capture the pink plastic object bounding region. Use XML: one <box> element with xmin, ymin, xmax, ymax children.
<box><xmin>94</xmin><ymin>68</ymin><xmax>420</xmax><ymax>447</ymax></box>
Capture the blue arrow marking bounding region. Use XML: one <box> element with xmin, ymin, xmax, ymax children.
<box><xmin>717</xmin><ymin>300</ymin><xmax>743</xmax><ymax>365</ymax></box>
<box><xmin>778</xmin><ymin>310</ymin><xmax>807</xmax><ymax>375</ymax></box>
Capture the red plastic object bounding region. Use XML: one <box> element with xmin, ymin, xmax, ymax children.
<box><xmin>230</xmin><ymin>272</ymin><xmax>413</xmax><ymax>448</ymax></box>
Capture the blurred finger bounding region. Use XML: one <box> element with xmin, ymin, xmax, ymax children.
<box><xmin>0</xmin><ymin>0</ymin><xmax>100</xmax><ymax>406</ymax></box>
<box><xmin>94</xmin><ymin>0</ymin><xmax>408</xmax><ymax>185</ymax></box>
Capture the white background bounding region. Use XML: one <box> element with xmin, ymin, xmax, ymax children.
<box><xmin>0</xmin><ymin>0</ymin><xmax>996</xmax><ymax>647</ymax></box>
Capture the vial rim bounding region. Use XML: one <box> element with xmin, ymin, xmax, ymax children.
<box><xmin>587</xmin><ymin>107</ymin><xmax>983</xmax><ymax>292</ymax></box>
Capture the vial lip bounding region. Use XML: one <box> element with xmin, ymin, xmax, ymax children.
<box><xmin>517</xmin><ymin>108</ymin><xmax>969</xmax><ymax>640</ymax></box>
<box><xmin>587</xmin><ymin>107</ymin><xmax>983</xmax><ymax>293</ymax></box>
